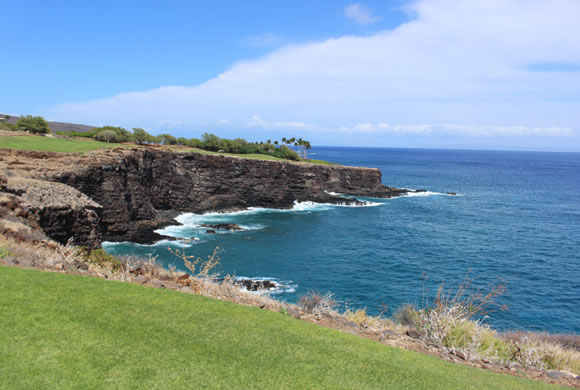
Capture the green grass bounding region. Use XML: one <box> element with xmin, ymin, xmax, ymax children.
<box><xmin>303</xmin><ymin>158</ymin><xmax>337</xmax><ymax>165</ymax></box>
<box><xmin>0</xmin><ymin>135</ymin><xmax>121</xmax><ymax>153</ymax></box>
<box><xmin>187</xmin><ymin>148</ymin><xmax>335</xmax><ymax>165</ymax></box>
<box><xmin>187</xmin><ymin>147</ymin><xmax>287</xmax><ymax>161</ymax></box>
<box><xmin>0</xmin><ymin>266</ymin><xmax>561</xmax><ymax>389</ymax></box>
<box><xmin>0</xmin><ymin>135</ymin><xmax>335</xmax><ymax>164</ymax></box>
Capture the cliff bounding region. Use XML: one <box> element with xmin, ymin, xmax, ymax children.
<box><xmin>0</xmin><ymin>147</ymin><xmax>408</xmax><ymax>248</ymax></box>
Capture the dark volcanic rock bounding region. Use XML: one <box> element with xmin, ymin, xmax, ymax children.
<box><xmin>2</xmin><ymin>148</ymin><xmax>413</xmax><ymax>245</ymax></box>
<box><xmin>205</xmin><ymin>230</ymin><xmax>216</xmax><ymax>234</ymax></box>
<box><xmin>406</xmin><ymin>329</ymin><xmax>426</xmax><ymax>339</ymax></box>
<box><xmin>200</xmin><ymin>223</ymin><xmax>244</xmax><ymax>231</ymax></box>
<box><xmin>236</xmin><ymin>279</ymin><xmax>278</xmax><ymax>291</ymax></box>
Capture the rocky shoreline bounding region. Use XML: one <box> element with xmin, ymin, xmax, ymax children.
<box><xmin>0</xmin><ymin>147</ymin><xmax>418</xmax><ymax>248</ymax></box>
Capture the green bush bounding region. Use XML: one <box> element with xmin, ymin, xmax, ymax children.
<box><xmin>75</xmin><ymin>248</ymin><xmax>122</xmax><ymax>272</ymax></box>
<box><xmin>95</xmin><ymin>130</ymin><xmax>118</xmax><ymax>143</ymax></box>
<box><xmin>15</xmin><ymin>115</ymin><xmax>50</xmax><ymax>134</ymax></box>
<box><xmin>89</xmin><ymin>249</ymin><xmax>122</xmax><ymax>271</ymax></box>
<box><xmin>0</xmin><ymin>247</ymin><xmax>12</xmax><ymax>258</ymax></box>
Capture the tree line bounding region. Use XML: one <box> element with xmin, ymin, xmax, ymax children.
<box><xmin>0</xmin><ymin>115</ymin><xmax>313</xmax><ymax>161</ymax></box>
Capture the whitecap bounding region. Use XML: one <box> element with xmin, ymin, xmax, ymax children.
<box><xmin>102</xmin><ymin>238</ymin><xmax>198</xmax><ymax>249</ymax></box>
<box><xmin>401</xmin><ymin>189</ymin><xmax>463</xmax><ymax>197</ymax></box>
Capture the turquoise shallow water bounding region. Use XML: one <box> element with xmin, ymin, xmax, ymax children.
<box><xmin>104</xmin><ymin>147</ymin><xmax>580</xmax><ymax>333</ymax></box>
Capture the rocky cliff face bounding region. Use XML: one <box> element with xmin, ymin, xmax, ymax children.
<box><xmin>1</xmin><ymin>148</ymin><xmax>407</xmax><ymax>248</ymax></box>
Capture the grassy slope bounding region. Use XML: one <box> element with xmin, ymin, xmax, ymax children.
<box><xmin>185</xmin><ymin>147</ymin><xmax>287</xmax><ymax>161</ymax></box>
<box><xmin>0</xmin><ymin>135</ymin><xmax>121</xmax><ymax>153</ymax></box>
<box><xmin>0</xmin><ymin>267</ymin><xmax>560</xmax><ymax>390</ymax></box>
<box><xmin>0</xmin><ymin>135</ymin><xmax>331</xmax><ymax>164</ymax></box>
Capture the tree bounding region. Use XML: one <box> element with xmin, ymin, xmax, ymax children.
<box><xmin>201</xmin><ymin>133</ymin><xmax>221</xmax><ymax>151</ymax></box>
<box><xmin>16</xmin><ymin>115</ymin><xmax>50</xmax><ymax>134</ymax></box>
<box><xmin>132</xmin><ymin>128</ymin><xmax>153</xmax><ymax>144</ymax></box>
<box><xmin>93</xmin><ymin>126</ymin><xmax>133</xmax><ymax>142</ymax></box>
<box><xmin>158</xmin><ymin>134</ymin><xmax>177</xmax><ymax>145</ymax></box>
<box><xmin>95</xmin><ymin>130</ymin><xmax>118</xmax><ymax>143</ymax></box>
<box><xmin>187</xmin><ymin>138</ymin><xmax>203</xmax><ymax>148</ymax></box>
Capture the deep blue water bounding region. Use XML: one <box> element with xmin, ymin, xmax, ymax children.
<box><xmin>104</xmin><ymin>147</ymin><xmax>580</xmax><ymax>333</ymax></box>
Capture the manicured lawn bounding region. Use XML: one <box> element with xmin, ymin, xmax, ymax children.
<box><xmin>187</xmin><ymin>148</ymin><xmax>335</xmax><ymax>165</ymax></box>
<box><xmin>185</xmin><ymin>147</ymin><xmax>292</xmax><ymax>161</ymax></box>
<box><xmin>0</xmin><ymin>135</ymin><xmax>121</xmax><ymax>153</ymax></box>
<box><xmin>0</xmin><ymin>266</ymin><xmax>560</xmax><ymax>389</ymax></box>
<box><xmin>303</xmin><ymin>158</ymin><xmax>337</xmax><ymax>165</ymax></box>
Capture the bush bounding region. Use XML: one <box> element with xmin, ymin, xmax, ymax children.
<box><xmin>0</xmin><ymin>121</ymin><xmax>17</xmax><ymax>131</ymax></box>
<box><xmin>394</xmin><ymin>304</ymin><xmax>419</xmax><ymax>327</ymax></box>
<box><xmin>15</xmin><ymin>115</ymin><xmax>50</xmax><ymax>134</ymax></box>
<box><xmin>158</xmin><ymin>134</ymin><xmax>177</xmax><ymax>145</ymax></box>
<box><xmin>77</xmin><ymin>248</ymin><xmax>122</xmax><ymax>272</ymax></box>
<box><xmin>0</xmin><ymin>247</ymin><xmax>12</xmax><ymax>258</ymax></box>
<box><xmin>56</xmin><ymin>130</ymin><xmax>96</xmax><ymax>138</ymax></box>
<box><xmin>298</xmin><ymin>291</ymin><xmax>337</xmax><ymax>315</ymax></box>
<box><xmin>187</xmin><ymin>138</ymin><xmax>203</xmax><ymax>148</ymax></box>
<box><xmin>201</xmin><ymin>133</ymin><xmax>221</xmax><ymax>151</ymax></box>
<box><xmin>272</xmin><ymin>145</ymin><xmax>300</xmax><ymax>161</ymax></box>
<box><xmin>132</xmin><ymin>128</ymin><xmax>154</xmax><ymax>144</ymax></box>
<box><xmin>95</xmin><ymin>130</ymin><xmax>118</xmax><ymax>143</ymax></box>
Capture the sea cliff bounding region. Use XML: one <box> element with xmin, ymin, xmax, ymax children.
<box><xmin>0</xmin><ymin>147</ymin><xmax>408</xmax><ymax>248</ymax></box>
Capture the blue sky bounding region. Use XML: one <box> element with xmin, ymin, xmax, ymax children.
<box><xmin>2</xmin><ymin>0</ymin><xmax>580</xmax><ymax>151</ymax></box>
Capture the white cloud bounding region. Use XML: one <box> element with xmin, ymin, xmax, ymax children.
<box><xmin>338</xmin><ymin>123</ymin><xmax>574</xmax><ymax>137</ymax></box>
<box><xmin>247</xmin><ymin>115</ymin><xmax>314</xmax><ymax>129</ymax></box>
<box><xmin>344</xmin><ymin>3</ymin><xmax>382</xmax><ymax>25</ymax></box>
<box><xmin>45</xmin><ymin>0</ymin><xmax>580</xmax><ymax>148</ymax></box>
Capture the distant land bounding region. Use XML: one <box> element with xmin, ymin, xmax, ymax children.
<box><xmin>1</xmin><ymin>114</ymin><xmax>95</xmax><ymax>134</ymax></box>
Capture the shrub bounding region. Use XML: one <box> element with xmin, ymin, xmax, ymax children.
<box><xmin>168</xmin><ymin>247</ymin><xmax>222</xmax><ymax>279</ymax></box>
<box><xmin>201</xmin><ymin>133</ymin><xmax>221</xmax><ymax>151</ymax></box>
<box><xmin>187</xmin><ymin>138</ymin><xmax>203</xmax><ymax>148</ymax></box>
<box><xmin>394</xmin><ymin>304</ymin><xmax>420</xmax><ymax>327</ymax></box>
<box><xmin>15</xmin><ymin>115</ymin><xmax>50</xmax><ymax>134</ymax></box>
<box><xmin>0</xmin><ymin>247</ymin><xmax>11</xmax><ymax>258</ymax></box>
<box><xmin>77</xmin><ymin>248</ymin><xmax>122</xmax><ymax>272</ymax></box>
<box><xmin>95</xmin><ymin>130</ymin><xmax>118</xmax><ymax>143</ymax></box>
<box><xmin>132</xmin><ymin>128</ymin><xmax>155</xmax><ymax>144</ymax></box>
<box><xmin>298</xmin><ymin>291</ymin><xmax>337</xmax><ymax>315</ymax></box>
<box><xmin>158</xmin><ymin>133</ymin><xmax>177</xmax><ymax>145</ymax></box>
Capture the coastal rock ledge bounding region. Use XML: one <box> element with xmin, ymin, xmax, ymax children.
<box><xmin>0</xmin><ymin>148</ymin><xmax>411</xmax><ymax>248</ymax></box>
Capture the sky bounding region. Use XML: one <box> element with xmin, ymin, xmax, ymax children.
<box><xmin>2</xmin><ymin>0</ymin><xmax>580</xmax><ymax>151</ymax></box>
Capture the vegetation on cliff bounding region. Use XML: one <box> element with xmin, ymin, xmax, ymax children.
<box><xmin>1</xmin><ymin>114</ymin><xmax>321</xmax><ymax>162</ymax></box>
<box><xmin>0</xmin><ymin>135</ymin><xmax>122</xmax><ymax>153</ymax></box>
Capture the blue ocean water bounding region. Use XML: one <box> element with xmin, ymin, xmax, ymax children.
<box><xmin>104</xmin><ymin>147</ymin><xmax>580</xmax><ymax>333</ymax></box>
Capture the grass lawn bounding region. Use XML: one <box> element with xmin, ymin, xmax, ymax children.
<box><xmin>0</xmin><ymin>266</ymin><xmax>561</xmax><ymax>389</ymax></box>
<box><xmin>187</xmin><ymin>147</ymin><xmax>287</xmax><ymax>161</ymax></box>
<box><xmin>186</xmin><ymin>147</ymin><xmax>336</xmax><ymax>165</ymax></box>
<box><xmin>0</xmin><ymin>135</ymin><xmax>121</xmax><ymax>153</ymax></box>
<box><xmin>0</xmin><ymin>135</ymin><xmax>334</xmax><ymax>164</ymax></box>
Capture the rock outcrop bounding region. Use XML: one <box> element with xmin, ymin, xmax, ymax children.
<box><xmin>0</xmin><ymin>147</ymin><xmax>409</xmax><ymax>248</ymax></box>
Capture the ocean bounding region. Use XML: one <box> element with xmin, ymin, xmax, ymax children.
<box><xmin>103</xmin><ymin>147</ymin><xmax>580</xmax><ymax>333</ymax></box>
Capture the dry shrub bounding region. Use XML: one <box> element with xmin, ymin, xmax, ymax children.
<box><xmin>503</xmin><ymin>331</ymin><xmax>580</xmax><ymax>352</ymax></box>
<box><xmin>394</xmin><ymin>304</ymin><xmax>420</xmax><ymax>327</ymax></box>
<box><xmin>0</xmin><ymin>219</ymin><xmax>47</xmax><ymax>242</ymax></box>
<box><xmin>503</xmin><ymin>332</ymin><xmax>580</xmax><ymax>373</ymax></box>
<box><xmin>343</xmin><ymin>307</ymin><xmax>394</xmax><ymax>330</ymax></box>
<box><xmin>412</xmin><ymin>275</ymin><xmax>512</xmax><ymax>362</ymax></box>
<box><xmin>298</xmin><ymin>291</ymin><xmax>338</xmax><ymax>316</ymax></box>
<box><xmin>168</xmin><ymin>247</ymin><xmax>222</xmax><ymax>279</ymax></box>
